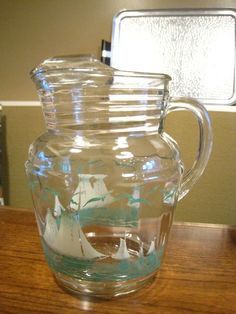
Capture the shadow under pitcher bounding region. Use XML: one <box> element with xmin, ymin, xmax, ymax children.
<box><xmin>25</xmin><ymin>55</ymin><xmax>212</xmax><ymax>298</ymax></box>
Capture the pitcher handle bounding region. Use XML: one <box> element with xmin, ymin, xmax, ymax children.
<box><xmin>166</xmin><ymin>97</ymin><xmax>213</xmax><ymax>200</ymax></box>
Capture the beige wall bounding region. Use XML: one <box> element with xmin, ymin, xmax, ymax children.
<box><xmin>1</xmin><ymin>0</ymin><xmax>236</xmax><ymax>224</ymax></box>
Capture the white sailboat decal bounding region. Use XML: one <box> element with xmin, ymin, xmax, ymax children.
<box><xmin>70</xmin><ymin>174</ymin><xmax>95</xmax><ymax>211</ymax></box>
<box><xmin>43</xmin><ymin>211</ymin><xmax>105</xmax><ymax>259</ymax></box>
<box><xmin>53</xmin><ymin>195</ymin><xmax>66</xmax><ymax>217</ymax></box>
<box><xmin>77</xmin><ymin>222</ymin><xmax>105</xmax><ymax>258</ymax></box>
<box><xmin>70</xmin><ymin>174</ymin><xmax>113</xmax><ymax>211</ymax></box>
<box><xmin>147</xmin><ymin>238</ymin><xmax>156</xmax><ymax>255</ymax></box>
<box><xmin>43</xmin><ymin>174</ymin><xmax>115</xmax><ymax>259</ymax></box>
<box><xmin>92</xmin><ymin>174</ymin><xmax>114</xmax><ymax>207</ymax></box>
<box><xmin>44</xmin><ymin>209</ymin><xmax>59</xmax><ymax>245</ymax></box>
<box><xmin>128</xmin><ymin>185</ymin><xmax>141</xmax><ymax>208</ymax></box>
<box><xmin>113</xmin><ymin>238</ymin><xmax>131</xmax><ymax>260</ymax></box>
<box><xmin>139</xmin><ymin>242</ymin><xmax>144</xmax><ymax>257</ymax></box>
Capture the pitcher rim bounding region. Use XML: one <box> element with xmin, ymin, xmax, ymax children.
<box><xmin>30</xmin><ymin>66</ymin><xmax>172</xmax><ymax>82</ymax></box>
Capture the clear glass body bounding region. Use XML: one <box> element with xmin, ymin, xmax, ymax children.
<box><xmin>26</xmin><ymin>56</ymin><xmax>212</xmax><ymax>297</ymax></box>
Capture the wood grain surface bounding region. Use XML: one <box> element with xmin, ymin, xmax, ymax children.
<box><xmin>0</xmin><ymin>207</ymin><xmax>236</xmax><ymax>314</ymax></box>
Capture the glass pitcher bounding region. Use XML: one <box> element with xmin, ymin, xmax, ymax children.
<box><xmin>26</xmin><ymin>55</ymin><xmax>212</xmax><ymax>297</ymax></box>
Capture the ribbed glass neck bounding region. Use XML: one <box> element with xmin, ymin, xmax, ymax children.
<box><xmin>41</xmin><ymin>97</ymin><xmax>168</xmax><ymax>136</ymax></box>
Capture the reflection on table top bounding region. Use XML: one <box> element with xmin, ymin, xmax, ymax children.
<box><xmin>0</xmin><ymin>206</ymin><xmax>236</xmax><ymax>313</ymax></box>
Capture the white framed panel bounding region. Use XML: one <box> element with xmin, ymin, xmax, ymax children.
<box><xmin>111</xmin><ymin>9</ymin><xmax>236</xmax><ymax>105</ymax></box>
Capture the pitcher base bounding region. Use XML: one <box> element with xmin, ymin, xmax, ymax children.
<box><xmin>54</xmin><ymin>271</ymin><xmax>156</xmax><ymax>298</ymax></box>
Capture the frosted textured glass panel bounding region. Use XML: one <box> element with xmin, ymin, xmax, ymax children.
<box><xmin>111</xmin><ymin>10</ymin><xmax>236</xmax><ymax>105</ymax></box>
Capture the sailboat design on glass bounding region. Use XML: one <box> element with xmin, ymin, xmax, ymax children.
<box><xmin>53</xmin><ymin>195</ymin><xmax>66</xmax><ymax>217</ymax></box>
<box><xmin>139</xmin><ymin>242</ymin><xmax>144</xmax><ymax>257</ymax></box>
<box><xmin>43</xmin><ymin>195</ymin><xmax>105</xmax><ymax>259</ymax></box>
<box><xmin>70</xmin><ymin>174</ymin><xmax>114</xmax><ymax>211</ymax></box>
<box><xmin>127</xmin><ymin>185</ymin><xmax>141</xmax><ymax>209</ymax></box>
<box><xmin>113</xmin><ymin>238</ymin><xmax>131</xmax><ymax>260</ymax></box>
<box><xmin>52</xmin><ymin>214</ymin><xmax>105</xmax><ymax>259</ymax></box>
<box><xmin>44</xmin><ymin>209</ymin><xmax>59</xmax><ymax>246</ymax></box>
<box><xmin>147</xmin><ymin>239</ymin><xmax>156</xmax><ymax>255</ymax></box>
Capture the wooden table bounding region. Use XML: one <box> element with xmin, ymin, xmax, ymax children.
<box><xmin>0</xmin><ymin>207</ymin><xmax>236</xmax><ymax>314</ymax></box>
